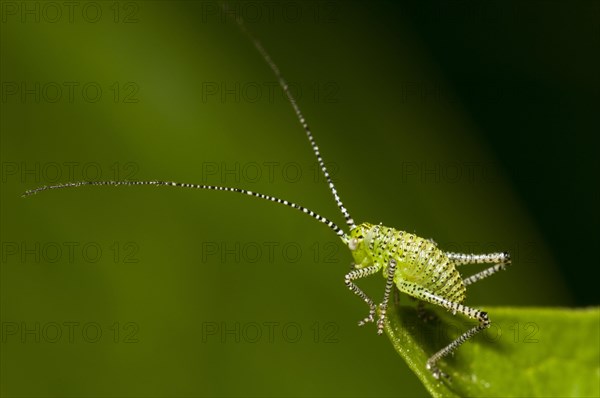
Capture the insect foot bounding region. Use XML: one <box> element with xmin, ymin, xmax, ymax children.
<box><xmin>426</xmin><ymin>361</ymin><xmax>449</xmax><ymax>381</ymax></box>
<box><xmin>357</xmin><ymin>311</ymin><xmax>375</xmax><ymax>326</ymax></box>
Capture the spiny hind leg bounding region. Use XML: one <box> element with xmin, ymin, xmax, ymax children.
<box><xmin>397</xmin><ymin>281</ymin><xmax>491</xmax><ymax>379</ymax></box>
<box><xmin>344</xmin><ymin>264</ymin><xmax>381</xmax><ymax>326</ymax></box>
<box><xmin>426</xmin><ymin>312</ymin><xmax>489</xmax><ymax>380</ymax></box>
<box><xmin>446</xmin><ymin>251</ymin><xmax>511</xmax><ymax>286</ymax></box>
<box><xmin>376</xmin><ymin>259</ymin><xmax>397</xmax><ymax>335</ymax></box>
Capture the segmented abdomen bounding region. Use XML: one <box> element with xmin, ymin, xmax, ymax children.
<box><xmin>370</xmin><ymin>226</ymin><xmax>466</xmax><ymax>303</ymax></box>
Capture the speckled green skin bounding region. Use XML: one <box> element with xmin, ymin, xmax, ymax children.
<box><xmin>349</xmin><ymin>222</ymin><xmax>466</xmax><ymax>304</ymax></box>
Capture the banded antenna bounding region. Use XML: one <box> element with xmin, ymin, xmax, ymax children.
<box><xmin>220</xmin><ymin>2</ymin><xmax>356</xmax><ymax>230</ymax></box>
<box><xmin>23</xmin><ymin>181</ymin><xmax>347</xmax><ymax>238</ymax></box>
<box><xmin>22</xmin><ymin>5</ymin><xmax>356</xmax><ymax>241</ymax></box>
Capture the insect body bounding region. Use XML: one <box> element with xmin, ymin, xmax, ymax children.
<box><xmin>23</xmin><ymin>12</ymin><xmax>511</xmax><ymax>380</ymax></box>
<box><xmin>347</xmin><ymin>222</ymin><xmax>509</xmax><ymax>378</ymax></box>
<box><xmin>350</xmin><ymin>223</ymin><xmax>467</xmax><ymax>311</ymax></box>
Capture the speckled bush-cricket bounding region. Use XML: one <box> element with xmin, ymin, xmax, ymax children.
<box><xmin>23</xmin><ymin>12</ymin><xmax>510</xmax><ymax>380</ymax></box>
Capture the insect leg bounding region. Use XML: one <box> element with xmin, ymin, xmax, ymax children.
<box><xmin>344</xmin><ymin>264</ymin><xmax>382</xmax><ymax>326</ymax></box>
<box><xmin>397</xmin><ymin>281</ymin><xmax>490</xmax><ymax>379</ymax></box>
<box><xmin>376</xmin><ymin>259</ymin><xmax>397</xmax><ymax>335</ymax></box>
<box><xmin>446</xmin><ymin>251</ymin><xmax>511</xmax><ymax>286</ymax></box>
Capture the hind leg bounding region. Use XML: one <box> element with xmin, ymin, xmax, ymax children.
<box><xmin>446</xmin><ymin>251</ymin><xmax>510</xmax><ymax>286</ymax></box>
<box><xmin>397</xmin><ymin>281</ymin><xmax>491</xmax><ymax>379</ymax></box>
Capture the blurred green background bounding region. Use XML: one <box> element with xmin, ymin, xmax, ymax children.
<box><xmin>1</xmin><ymin>1</ymin><xmax>598</xmax><ymax>397</ymax></box>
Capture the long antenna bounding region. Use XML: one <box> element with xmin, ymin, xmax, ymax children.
<box><xmin>221</xmin><ymin>3</ymin><xmax>356</xmax><ymax>230</ymax></box>
<box><xmin>23</xmin><ymin>181</ymin><xmax>348</xmax><ymax>238</ymax></box>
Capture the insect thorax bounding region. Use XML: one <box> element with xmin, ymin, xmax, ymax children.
<box><xmin>349</xmin><ymin>222</ymin><xmax>466</xmax><ymax>302</ymax></box>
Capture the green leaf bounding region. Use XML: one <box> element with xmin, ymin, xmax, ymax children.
<box><xmin>384</xmin><ymin>305</ymin><xmax>600</xmax><ymax>397</ymax></box>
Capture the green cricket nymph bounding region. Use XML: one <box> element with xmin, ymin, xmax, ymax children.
<box><xmin>23</xmin><ymin>9</ymin><xmax>511</xmax><ymax>380</ymax></box>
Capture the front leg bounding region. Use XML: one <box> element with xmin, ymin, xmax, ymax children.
<box><xmin>376</xmin><ymin>259</ymin><xmax>397</xmax><ymax>334</ymax></box>
<box><xmin>344</xmin><ymin>264</ymin><xmax>381</xmax><ymax>326</ymax></box>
